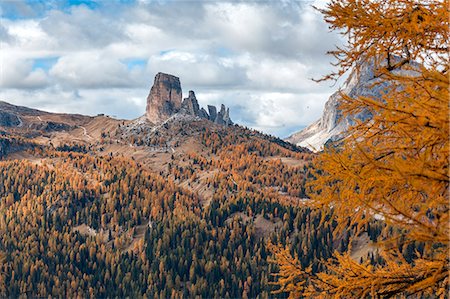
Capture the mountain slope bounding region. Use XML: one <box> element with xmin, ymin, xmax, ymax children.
<box><xmin>0</xmin><ymin>100</ymin><xmax>330</xmax><ymax>297</ymax></box>
<box><xmin>0</xmin><ymin>71</ymin><xmax>357</xmax><ymax>297</ymax></box>
<box><xmin>286</xmin><ymin>60</ymin><xmax>391</xmax><ymax>151</ymax></box>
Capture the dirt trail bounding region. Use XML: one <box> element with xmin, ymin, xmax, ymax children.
<box><xmin>79</xmin><ymin>126</ymin><xmax>94</xmax><ymax>139</ymax></box>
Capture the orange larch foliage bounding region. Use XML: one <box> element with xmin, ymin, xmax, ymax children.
<box><xmin>270</xmin><ymin>0</ymin><xmax>449</xmax><ymax>298</ymax></box>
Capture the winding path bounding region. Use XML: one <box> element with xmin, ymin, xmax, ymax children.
<box><xmin>79</xmin><ymin>126</ymin><xmax>94</xmax><ymax>140</ymax></box>
<box><xmin>16</xmin><ymin>115</ymin><xmax>23</xmax><ymax>127</ymax></box>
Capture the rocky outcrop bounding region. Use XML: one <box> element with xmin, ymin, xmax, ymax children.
<box><xmin>180</xmin><ymin>91</ymin><xmax>232</xmax><ymax>124</ymax></box>
<box><xmin>286</xmin><ymin>60</ymin><xmax>390</xmax><ymax>151</ymax></box>
<box><xmin>146</xmin><ymin>73</ymin><xmax>182</xmax><ymax>124</ymax></box>
<box><xmin>199</xmin><ymin>108</ymin><xmax>209</xmax><ymax>119</ymax></box>
<box><xmin>0</xmin><ymin>111</ymin><xmax>21</xmax><ymax>127</ymax></box>
<box><xmin>181</xmin><ymin>91</ymin><xmax>201</xmax><ymax>116</ymax></box>
<box><xmin>214</xmin><ymin>104</ymin><xmax>232</xmax><ymax>125</ymax></box>
<box><xmin>222</xmin><ymin>106</ymin><xmax>232</xmax><ymax>125</ymax></box>
<box><xmin>207</xmin><ymin>105</ymin><xmax>217</xmax><ymax>121</ymax></box>
<box><xmin>146</xmin><ymin>73</ymin><xmax>232</xmax><ymax>126</ymax></box>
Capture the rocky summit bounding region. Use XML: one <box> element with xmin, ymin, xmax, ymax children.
<box><xmin>146</xmin><ymin>72</ymin><xmax>232</xmax><ymax>125</ymax></box>
<box><xmin>146</xmin><ymin>72</ymin><xmax>183</xmax><ymax>124</ymax></box>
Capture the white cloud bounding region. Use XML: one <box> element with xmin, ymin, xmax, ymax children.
<box><xmin>205</xmin><ymin>3</ymin><xmax>274</xmax><ymax>53</ymax></box>
<box><xmin>245</xmin><ymin>59</ymin><xmax>313</xmax><ymax>92</ymax></box>
<box><xmin>49</xmin><ymin>52</ymin><xmax>137</xmax><ymax>88</ymax></box>
<box><xmin>0</xmin><ymin>55</ymin><xmax>49</xmax><ymax>89</ymax></box>
<box><xmin>1</xmin><ymin>19</ymin><xmax>56</xmax><ymax>57</ymax></box>
<box><xmin>0</xmin><ymin>87</ymin><xmax>147</xmax><ymax>119</ymax></box>
<box><xmin>196</xmin><ymin>90</ymin><xmax>329</xmax><ymax>137</ymax></box>
<box><xmin>146</xmin><ymin>51</ymin><xmax>247</xmax><ymax>89</ymax></box>
<box><xmin>0</xmin><ymin>0</ymin><xmax>341</xmax><ymax>137</ymax></box>
<box><xmin>124</xmin><ymin>23</ymin><xmax>169</xmax><ymax>48</ymax></box>
<box><xmin>40</xmin><ymin>5</ymin><xmax>126</xmax><ymax>50</ymax></box>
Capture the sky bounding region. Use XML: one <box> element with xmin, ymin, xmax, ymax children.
<box><xmin>0</xmin><ymin>0</ymin><xmax>342</xmax><ymax>138</ymax></box>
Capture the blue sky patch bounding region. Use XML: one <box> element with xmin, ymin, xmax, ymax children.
<box><xmin>0</xmin><ymin>0</ymin><xmax>118</xmax><ymax>20</ymax></box>
<box><xmin>32</xmin><ymin>57</ymin><xmax>59</xmax><ymax>71</ymax></box>
<box><xmin>159</xmin><ymin>49</ymin><xmax>176</xmax><ymax>56</ymax></box>
<box><xmin>121</xmin><ymin>58</ymin><xmax>147</xmax><ymax>70</ymax></box>
<box><xmin>62</xmin><ymin>0</ymin><xmax>100</xmax><ymax>10</ymax></box>
<box><xmin>215</xmin><ymin>47</ymin><xmax>233</xmax><ymax>57</ymax></box>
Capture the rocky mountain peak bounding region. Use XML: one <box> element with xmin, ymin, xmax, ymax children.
<box><xmin>215</xmin><ymin>104</ymin><xmax>232</xmax><ymax>125</ymax></box>
<box><xmin>181</xmin><ymin>90</ymin><xmax>200</xmax><ymax>116</ymax></box>
<box><xmin>207</xmin><ymin>105</ymin><xmax>217</xmax><ymax>121</ymax></box>
<box><xmin>145</xmin><ymin>73</ymin><xmax>232</xmax><ymax>126</ymax></box>
<box><xmin>146</xmin><ymin>72</ymin><xmax>182</xmax><ymax>124</ymax></box>
<box><xmin>286</xmin><ymin>59</ymin><xmax>390</xmax><ymax>151</ymax></box>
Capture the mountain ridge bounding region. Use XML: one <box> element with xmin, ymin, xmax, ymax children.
<box><xmin>287</xmin><ymin>58</ymin><xmax>420</xmax><ymax>151</ymax></box>
<box><xmin>286</xmin><ymin>61</ymin><xmax>380</xmax><ymax>151</ymax></box>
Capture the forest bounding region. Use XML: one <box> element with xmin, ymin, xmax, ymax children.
<box><xmin>0</xmin><ymin>132</ymin><xmax>345</xmax><ymax>297</ymax></box>
<box><xmin>0</xmin><ymin>118</ymin><xmax>429</xmax><ymax>297</ymax></box>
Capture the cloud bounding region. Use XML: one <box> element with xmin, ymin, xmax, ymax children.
<box><xmin>0</xmin><ymin>0</ymin><xmax>342</xmax><ymax>137</ymax></box>
<box><xmin>0</xmin><ymin>86</ymin><xmax>147</xmax><ymax>119</ymax></box>
<box><xmin>0</xmin><ymin>1</ymin><xmax>41</xmax><ymax>19</ymax></box>
<box><xmin>196</xmin><ymin>90</ymin><xmax>329</xmax><ymax>138</ymax></box>
<box><xmin>245</xmin><ymin>58</ymin><xmax>314</xmax><ymax>92</ymax></box>
<box><xmin>204</xmin><ymin>1</ymin><xmax>339</xmax><ymax>61</ymax></box>
<box><xmin>146</xmin><ymin>51</ymin><xmax>248</xmax><ymax>89</ymax></box>
<box><xmin>0</xmin><ymin>23</ymin><xmax>13</xmax><ymax>42</ymax></box>
<box><xmin>49</xmin><ymin>52</ymin><xmax>138</xmax><ymax>88</ymax></box>
<box><xmin>1</xmin><ymin>19</ymin><xmax>54</xmax><ymax>54</ymax></box>
<box><xmin>40</xmin><ymin>5</ymin><xmax>127</xmax><ymax>50</ymax></box>
<box><xmin>0</xmin><ymin>55</ymin><xmax>49</xmax><ymax>89</ymax></box>
<box><xmin>130</xmin><ymin>1</ymin><xmax>208</xmax><ymax>39</ymax></box>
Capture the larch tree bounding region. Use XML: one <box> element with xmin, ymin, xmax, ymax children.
<box><xmin>270</xmin><ymin>0</ymin><xmax>449</xmax><ymax>298</ymax></box>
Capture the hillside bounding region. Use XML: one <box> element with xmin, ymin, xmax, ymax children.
<box><xmin>0</xmin><ymin>103</ymin><xmax>338</xmax><ymax>297</ymax></box>
<box><xmin>0</xmin><ymin>68</ymin><xmax>392</xmax><ymax>296</ymax></box>
<box><xmin>0</xmin><ymin>71</ymin><xmax>368</xmax><ymax>297</ymax></box>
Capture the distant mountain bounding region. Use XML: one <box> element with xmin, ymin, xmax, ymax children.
<box><xmin>145</xmin><ymin>72</ymin><xmax>232</xmax><ymax>126</ymax></box>
<box><xmin>286</xmin><ymin>60</ymin><xmax>393</xmax><ymax>151</ymax></box>
<box><xmin>0</xmin><ymin>72</ymin><xmax>240</xmax><ymax>156</ymax></box>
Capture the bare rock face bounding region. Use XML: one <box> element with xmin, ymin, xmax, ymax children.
<box><xmin>207</xmin><ymin>105</ymin><xmax>217</xmax><ymax>121</ymax></box>
<box><xmin>223</xmin><ymin>107</ymin><xmax>232</xmax><ymax>125</ymax></box>
<box><xmin>286</xmin><ymin>58</ymin><xmax>417</xmax><ymax>151</ymax></box>
<box><xmin>199</xmin><ymin>108</ymin><xmax>209</xmax><ymax>119</ymax></box>
<box><xmin>146</xmin><ymin>73</ymin><xmax>182</xmax><ymax>124</ymax></box>
<box><xmin>181</xmin><ymin>91</ymin><xmax>200</xmax><ymax>116</ymax></box>
<box><xmin>286</xmin><ymin>60</ymin><xmax>383</xmax><ymax>151</ymax></box>
<box><xmin>145</xmin><ymin>72</ymin><xmax>233</xmax><ymax>126</ymax></box>
<box><xmin>215</xmin><ymin>104</ymin><xmax>225</xmax><ymax>125</ymax></box>
<box><xmin>211</xmin><ymin>104</ymin><xmax>233</xmax><ymax>125</ymax></box>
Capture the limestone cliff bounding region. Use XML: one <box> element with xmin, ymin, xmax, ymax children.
<box><xmin>146</xmin><ymin>73</ymin><xmax>232</xmax><ymax>126</ymax></box>
<box><xmin>146</xmin><ymin>73</ymin><xmax>182</xmax><ymax>124</ymax></box>
<box><xmin>286</xmin><ymin>60</ymin><xmax>390</xmax><ymax>151</ymax></box>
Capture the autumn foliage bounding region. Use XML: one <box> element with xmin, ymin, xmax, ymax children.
<box><xmin>0</xmin><ymin>128</ymin><xmax>323</xmax><ymax>297</ymax></box>
<box><xmin>270</xmin><ymin>0</ymin><xmax>449</xmax><ymax>298</ymax></box>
